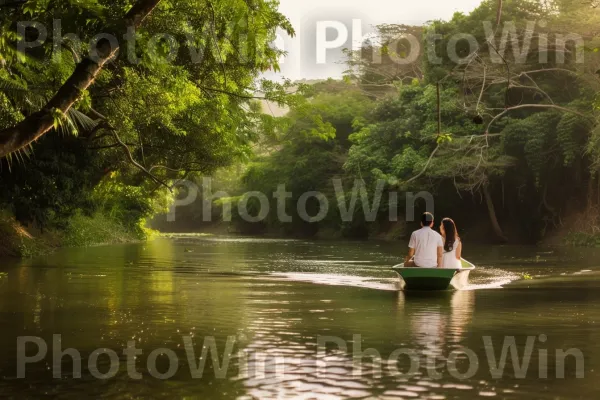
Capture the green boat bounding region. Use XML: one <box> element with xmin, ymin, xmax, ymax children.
<box><xmin>392</xmin><ymin>259</ymin><xmax>475</xmax><ymax>291</ymax></box>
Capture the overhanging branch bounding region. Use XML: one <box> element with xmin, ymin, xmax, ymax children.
<box><xmin>0</xmin><ymin>0</ymin><xmax>162</xmax><ymax>158</ymax></box>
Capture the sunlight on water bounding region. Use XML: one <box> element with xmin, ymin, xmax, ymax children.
<box><xmin>461</xmin><ymin>268</ymin><xmax>522</xmax><ymax>290</ymax></box>
<box><xmin>268</xmin><ymin>272</ymin><xmax>400</xmax><ymax>291</ymax></box>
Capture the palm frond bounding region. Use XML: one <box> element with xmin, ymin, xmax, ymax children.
<box><xmin>0</xmin><ymin>75</ymin><xmax>27</xmax><ymax>92</ymax></box>
<box><xmin>0</xmin><ymin>75</ymin><xmax>46</xmax><ymax>110</ymax></box>
<box><xmin>66</xmin><ymin>108</ymin><xmax>100</xmax><ymax>133</ymax></box>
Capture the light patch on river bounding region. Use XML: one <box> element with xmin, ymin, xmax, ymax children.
<box><xmin>461</xmin><ymin>267</ymin><xmax>522</xmax><ymax>290</ymax></box>
<box><xmin>268</xmin><ymin>272</ymin><xmax>401</xmax><ymax>291</ymax></box>
<box><xmin>269</xmin><ymin>267</ymin><xmax>521</xmax><ymax>292</ymax></box>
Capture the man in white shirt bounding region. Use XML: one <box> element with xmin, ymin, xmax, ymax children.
<box><xmin>405</xmin><ymin>212</ymin><xmax>443</xmax><ymax>268</ymax></box>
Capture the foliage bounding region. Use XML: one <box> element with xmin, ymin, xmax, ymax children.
<box><xmin>341</xmin><ymin>0</ymin><xmax>600</xmax><ymax>241</ymax></box>
<box><xmin>0</xmin><ymin>134</ymin><xmax>101</xmax><ymax>228</ymax></box>
<box><xmin>344</xmin><ymin>82</ymin><xmax>482</xmax><ymax>187</ymax></box>
<box><xmin>564</xmin><ymin>232</ymin><xmax>600</xmax><ymax>247</ymax></box>
<box><xmin>238</xmin><ymin>81</ymin><xmax>375</xmax><ymax>236</ymax></box>
<box><xmin>217</xmin><ymin>0</ymin><xmax>600</xmax><ymax>242</ymax></box>
<box><xmin>61</xmin><ymin>211</ymin><xmax>142</xmax><ymax>248</ymax></box>
<box><xmin>0</xmin><ymin>0</ymin><xmax>296</xmax><ymax>245</ymax></box>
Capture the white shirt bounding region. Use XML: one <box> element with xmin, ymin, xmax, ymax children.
<box><xmin>441</xmin><ymin>239</ymin><xmax>462</xmax><ymax>269</ymax></box>
<box><xmin>408</xmin><ymin>227</ymin><xmax>443</xmax><ymax>268</ymax></box>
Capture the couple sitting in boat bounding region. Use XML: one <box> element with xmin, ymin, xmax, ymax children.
<box><xmin>404</xmin><ymin>212</ymin><xmax>462</xmax><ymax>269</ymax></box>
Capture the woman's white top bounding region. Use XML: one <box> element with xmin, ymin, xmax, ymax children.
<box><xmin>441</xmin><ymin>239</ymin><xmax>462</xmax><ymax>269</ymax></box>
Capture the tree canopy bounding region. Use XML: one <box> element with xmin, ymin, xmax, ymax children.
<box><xmin>203</xmin><ymin>0</ymin><xmax>600</xmax><ymax>243</ymax></box>
<box><xmin>0</xmin><ymin>0</ymin><xmax>295</xmax><ymax>232</ymax></box>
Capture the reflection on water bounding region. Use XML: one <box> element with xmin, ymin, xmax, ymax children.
<box><xmin>0</xmin><ymin>236</ymin><xmax>599</xmax><ymax>399</ymax></box>
<box><xmin>398</xmin><ymin>290</ymin><xmax>475</xmax><ymax>348</ymax></box>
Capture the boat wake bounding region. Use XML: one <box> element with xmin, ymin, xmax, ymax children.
<box><xmin>268</xmin><ymin>267</ymin><xmax>521</xmax><ymax>292</ymax></box>
<box><xmin>268</xmin><ymin>272</ymin><xmax>400</xmax><ymax>291</ymax></box>
<box><xmin>462</xmin><ymin>267</ymin><xmax>521</xmax><ymax>290</ymax></box>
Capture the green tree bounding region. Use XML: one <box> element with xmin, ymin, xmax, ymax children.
<box><xmin>0</xmin><ymin>0</ymin><xmax>295</xmax><ymax>234</ymax></box>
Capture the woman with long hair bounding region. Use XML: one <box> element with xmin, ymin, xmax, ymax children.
<box><xmin>440</xmin><ymin>218</ymin><xmax>462</xmax><ymax>269</ymax></box>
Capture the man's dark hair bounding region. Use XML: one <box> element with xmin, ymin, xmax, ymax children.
<box><xmin>421</xmin><ymin>212</ymin><xmax>434</xmax><ymax>227</ymax></box>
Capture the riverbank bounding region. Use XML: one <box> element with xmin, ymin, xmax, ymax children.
<box><xmin>6</xmin><ymin>211</ymin><xmax>600</xmax><ymax>260</ymax></box>
<box><xmin>150</xmin><ymin>213</ymin><xmax>559</xmax><ymax>246</ymax></box>
<box><xmin>0</xmin><ymin>211</ymin><xmax>145</xmax><ymax>258</ymax></box>
<box><xmin>0</xmin><ymin>212</ymin><xmax>43</xmax><ymax>258</ymax></box>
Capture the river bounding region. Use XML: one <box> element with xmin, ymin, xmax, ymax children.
<box><xmin>0</xmin><ymin>235</ymin><xmax>599</xmax><ymax>399</ymax></box>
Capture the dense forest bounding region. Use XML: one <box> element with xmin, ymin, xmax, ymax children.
<box><xmin>0</xmin><ymin>0</ymin><xmax>294</xmax><ymax>255</ymax></box>
<box><xmin>3</xmin><ymin>0</ymin><xmax>600</xmax><ymax>256</ymax></box>
<box><xmin>162</xmin><ymin>0</ymin><xmax>600</xmax><ymax>245</ymax></box>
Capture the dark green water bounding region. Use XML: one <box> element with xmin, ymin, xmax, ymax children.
<box><xmin>1</xmin><ymin>235</ymin><xmax>600</xmax><ymax>399</ymax></box>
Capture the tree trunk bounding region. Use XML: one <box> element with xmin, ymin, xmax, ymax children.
<box><xmin>496</xmin><ymin>0</ymin><xmax>503</xmax><ymax>26</ymax></box>
<box><xmin>0</xmin><ymin>0</ymin><xmax>162</xmax><ymax>158</ymax></box>
<box><xmin>483</xmin><ymin>183</ymin><xmax>508</xmax><ymax>242</ymax></box>
<box><xmin>587</xmin><ymin>174</ymin><xmax>596</xmax><ymax>210</ymax></box>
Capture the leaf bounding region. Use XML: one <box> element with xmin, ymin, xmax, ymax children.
<box><xmin>66</xmin><ymin>108</ymin><xmax>99</xmax><ymax>133</ymax></box>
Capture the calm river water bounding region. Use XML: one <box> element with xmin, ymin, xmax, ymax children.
<box><xmin>1</xmin><ymin>235</ymin><xmax>600</xmax><ymax>399</ymax></box>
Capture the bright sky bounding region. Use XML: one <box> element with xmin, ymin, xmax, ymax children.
<box><xmin>266</xmin><ymin>0</ymin><xmax>483</xmax><ymax>81</ymax></box>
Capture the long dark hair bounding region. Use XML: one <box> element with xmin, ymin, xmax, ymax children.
<box><xmin>442</xmin><ymin>218</ymin><xmax>459</xmax><ymax>252</ymax></box>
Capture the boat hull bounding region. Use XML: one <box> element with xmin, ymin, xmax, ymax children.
<box><xmin>392</xmin><ymin>260</ymin><xmax>475</xmax><ymax>291</ymax></box>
